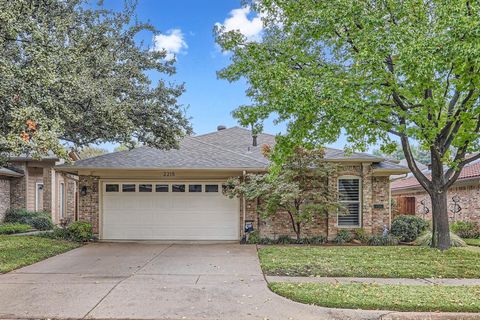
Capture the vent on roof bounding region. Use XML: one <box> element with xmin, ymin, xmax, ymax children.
<box><xmin>217</xmin><ymin>125</ymin><xmax>226</xmax><ymax>131</ymax></box>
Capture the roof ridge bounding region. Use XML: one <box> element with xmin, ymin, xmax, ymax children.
<box><xmin>187</xmin><ymin>136</ymin><xmax>269</xmax><ymax>166</ymax></box>
<box><xmin>75</xmin><ymin>145</ymin><xmax>149</xmax><ymax>163</ymax></box>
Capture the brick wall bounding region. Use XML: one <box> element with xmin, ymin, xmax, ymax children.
<box><xmin>10</xmin><ymin>163</ymin><xmax>27</xmax><ymax>209</ymax></box>
<box><xmin>393</xmin><ymin>182</ymin><xmax>480</xmax><ymax>223</ymax></box>
<box><xmin>78</xmin><ymin>175</ymin><xmax>100</xmax><ymax>234</ymax></box>
<box><xmin>66</xmin><ymin>178</ymin><xmax>77</xmax><ymax>221</ymax></box>
<box><xmin>0</xmin><ymin>178</ymin><xmax>10</xmax><ymax>221</ymax></box>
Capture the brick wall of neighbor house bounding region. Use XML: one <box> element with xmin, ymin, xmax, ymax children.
<box><xmin>250</xmin><ymin>164</ymin><xmax>391</xmax><ymax>240</ymax></box>
<box><xmin>0</xmin><ymin>178</ymin><xmax>10</xmax><ymax>221</ymax></box>
<box><xmin>393</xmin><ymin>183</ymin><xmax>480</xmax><ymax>223</ymax></box>
<box><xmin>78</xmin><ymin>175</ymin><xmax>100</xmax><ymax>234</ymax></box>
<box><xmin>10</xmin><ymin>164</ymin><xmax>27</xmax><ymax>209</ymax></box>
<box><xmin>66</xmin><ymin>178</ymin><xmax>77</xmax><ymax>221</ymax></box>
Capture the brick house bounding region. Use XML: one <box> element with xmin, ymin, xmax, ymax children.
<box><xmin>56</xmin><ymin>126</ymin><xmax>408</xmax><ymax>241</ymax></box>
<box><xmin>0</xmin><ymin>154</ymin><xmax>78</xmax><ymax>223</ymax></box>
<box><xmin>391</xmin><ymin>158</ymin><xmax>480</xmax><ymax>223</ymax></box>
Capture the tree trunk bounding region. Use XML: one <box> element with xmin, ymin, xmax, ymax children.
<box><xmin>295</xmin><ymin>222</ymin><xmax>301</xmax><ymax>240</ymax></box>
<box><xmin>430</xmin><ymin>191</ymin><xmax>451</xmax><ymax>250</ymax></box>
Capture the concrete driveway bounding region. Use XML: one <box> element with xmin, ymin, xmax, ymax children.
<box><xmin>0</xmin><ymin>243</ymin><xmax>390</xmax><ymax>319</ymax></box>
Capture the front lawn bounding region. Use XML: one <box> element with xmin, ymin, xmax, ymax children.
<box><xmin>465</xmin><ymin>238</ymin><xmax>480</xmax><ymax>247</ymax></box>
<box><xmin>259</xmin><ymin>245</ymin><xmax>480</xmax><ymax>278</ymax></box>
<box><xmin>0</xmin><ymin>235</ymin><xmax>81</xmax><ymax>273</ymax></box>
<box><xmin>269</xmin><ymin>282</ymin><xmax>480</xmax><ymax>312</ymax></box>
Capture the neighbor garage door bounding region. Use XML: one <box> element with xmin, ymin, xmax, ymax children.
<box><xmin>101</xmin><ymin>181</ymin><xmax>240</xmax><ymax>240</ymax></box>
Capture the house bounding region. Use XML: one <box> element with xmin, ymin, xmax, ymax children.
<box><xmin>56</xmin><ymin>126</ymin><xmax>408</xmax><ymax>241</ymax></box>
<box><xmin>0</xmin><ymin>154</ymin><xmax>78</xmax><ymax>223</ymax></box>
<box><xmin>391</xmin><ymin>157</ymin><xmax>480</xmax><ymax>223</ymax></box>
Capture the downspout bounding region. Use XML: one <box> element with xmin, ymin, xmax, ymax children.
<box><xmin>242</xmin><ymin>170</ymin><xmax>246</xmax><ymax>238</ymax></box>
<box><xmin>388</xmin><ymin>180</ymin><xmax>392</xmax><ymax>229</ymax></box>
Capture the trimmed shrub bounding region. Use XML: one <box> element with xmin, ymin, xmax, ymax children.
<box><xmin>307</xmin><ymin>235</ymin><xmax>327</xmax><ymax>245</ymax></box>
<box><xmin>67</xmin><ymin>221</ymin><xmax>93</xmax><ymax>242</ymax></box>
<box><xmin>354</xmin><ymin>228</ymin><xmax>369</xmax><ymax>243</ymax></box>
<box><xmin>391</xmin><ymin>215</ymin><xmax>429</xmax><ymax>242</ymax></box>
<box><xmin>333</xmin><ymin>230</ymin><xmax>353</xmax><ymax>244</ymax></box>
<box><xmin>30</xmin><ymin>215</ymin><xmax>54</xmax><ymax>231</ymax></box>
<box><xmin>4</xmin><ymin>208</ymin><xmax>53</xmax><ymax>230</ymax></box>
<box><xmin>416</xmin><ymin>231</ymin><xmax>466</xmax><ymax>247</ymax></box>
<box><xmin>276</xmin><ymin>235</ymin><xmax>294</xmax><ymax>244</ymax></box>
<box><xmin>258</xmin><ymin>237</ymin><xmax>275</xmax><ymax>245</ymax></box>
<box><xmin>367</xmin><ymin>234</ymin><xmax>399</xmax><ymax>246</ymax></box>
<box><xmin>0</xmin><ymin>223</ymin><xmax>32</xmax><ymax>234</ymax></box>
<box><xmin>450</xmin><ymin>221</ymin><xmax>480</xmax><ymax>239</ymax></box>
<box><xmin>246</xmin><ymin>230</ymin><xmax>260</xmax><ymax>244</ymax></box>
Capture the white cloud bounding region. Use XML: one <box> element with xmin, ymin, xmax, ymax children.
<box><xmin>216</xmin><ymin>6</ymin><xmax>263</xmax><ymax>42</ymax></box>
<box><xmin>152</xmin><ymin>29</ymin><xmax>188</xmax><ymax>60</ymax></box>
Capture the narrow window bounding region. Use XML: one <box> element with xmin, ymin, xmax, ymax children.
<box><xmin>172</xmin><ymin>184</ymin><xmax>185</xmax><ymax>192</ymax></box>
<box><xmin>139</xmin><ymin>184</ymin><xmax>153</xmax><ymax>192</ymax></box>
<box><xmin>155</xmin><ymin>184</ymin><xmax>169</xmax><ymax>192</ymax></box>
<box><xmin>122</xmin><ymin>184</ymin><xmax>136</xmax><ymax>192</ymax></box>
<box><xmin>59</xmin><ymin>182</ymin><xmax>65</xmax><ymax>218</ymax></box>
<box><xmin>105</xmin><ymin>184</ymin><xmax>119</xmax><ymax>192</ymax></box>
<box><xmin>189</xmin><ymin>184</ymin><xmax>202</xmax><ymax>192</ymax></box>
<box><xmin>205</xmin><ymin>184</ymin><xmax>219</xmax><ymax>193</ymax></box>
<box><xmin>338</xmin><ymin>177</ymin><xmax>361</xmax><ymax>227</ymax></box>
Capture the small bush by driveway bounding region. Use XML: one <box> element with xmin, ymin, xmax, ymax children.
<box><xmin>258</xmin><ymin>246</ymin><xmax>480</xmax><ymax>278</ymax></box>
<box><xmin>0</xmin><ymin>235</ymin><xmax>81</xmax><ymax>273</ymax></box>
<box><xmin>269</xmin><ymin>282</ymin><xmax>480</xmax><ymax>312</ymax></box>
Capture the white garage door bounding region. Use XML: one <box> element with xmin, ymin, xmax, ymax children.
<box><xmin>101</xmin><ymin>181</ymin><xmax>240</xmax><ymax>240</ymax></box>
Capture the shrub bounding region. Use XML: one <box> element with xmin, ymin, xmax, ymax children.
<box><xmin>367</xmin><ymin>234</ymin><xmax>399</xmax><ymax>246</ymax></box>
<box><xmin>333</xmin><ymin>230</ymin><xmax>353</xmax><ymax>244</ymax></box>
<box><xmin>258</xmin><ymin>237</ymin><xmax>275</xmax><ymax>245</ymax></box>
<box><xmin>276</xmin><ymin>235</ymin><xmax>294</xmax><ymax>244</ymax></box>
<box><xmin>4</xmin><ymin>208</ymin><xmax>53</xmax><ymax>230</ymax></box>
<box><xmin>416</xmin><ymin>231</ymin><xmax>466</xmax><ymax>247</ymax></box>
<box><xmin>30</xmin><ymin>215</ymin><xmax>54</xmax><ymax>231</ymax></box>
<box><xmin>353</xmin><ymin>228</ymin><xmax>369</xmax><ymax>243</ymax></box>
<box><xmin>307</xmin><ymin>235</ymin><xmax>327</xmax><ymax>245</ymax></box>
<box><xmin>391</xmin><ymin>215</ymin><xmax>429</xmax><ymax>242</ymax></box>
<box><xmin>450</xmin><ymin>221</ymin><xmax>480</xmax><ymax>239</ymax></box>
<box><xmin>0</xmin><ymin>223</ymin><xmax>32</xmax><ymax>234</ymax></box>
<box><xmin>67</xmin><ymin>221</ymin><xmax>93</xmax><ymax>242</ymax></box>
<box><xmin>246</xmin><ymin>230</ymin><xmax>260</xmax><ymax>244</ymax></box>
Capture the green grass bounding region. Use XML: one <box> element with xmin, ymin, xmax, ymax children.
<box><xmin>0</xmin><ymin>223</ymin><xmax>32</xmax><ymax>235</ymax></box>
<box><xmin>465</xmin><ymin>238</ymin><xmax>480</xmax><ymax>247</ymax></box>
<box><xmin>258</xmin><ymin>245</ymin><xmax>480</xmax><ymax>278</ymax></box>
<box><xmin>269</xmin><ymin>282</ymin><xmax>480</xmax><ymax>312</ymax></box>
<box><xmin>0</xmin><ymin>235</ymin><xmax>81</xmax><ymax>273</ymax></box>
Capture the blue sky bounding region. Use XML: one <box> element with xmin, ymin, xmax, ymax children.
<box><xmin>99</xmin><ymin>0</ymin><xmax>353</xmax><ymax>151</ymax></box>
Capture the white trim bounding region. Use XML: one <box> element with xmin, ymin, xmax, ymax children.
<box><xmin>337</xmin><ymin>175</ymin><xmax>362</xmax><ymax>228</ymax></box>
<box><xmin>59</xmin><ymin>182</ymin><xmax>65</xmax><ymax>218</ymax></box>
<box><xmin>35</xmin><ymin>182</ymin><xmax>44</xmax><ymax>211</ymax></box>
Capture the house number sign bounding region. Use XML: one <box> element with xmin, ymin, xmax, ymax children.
<box><xmin>162</xmin><ymin>171</ymin><xmax>175</xmax><ymax>177</ymax></box>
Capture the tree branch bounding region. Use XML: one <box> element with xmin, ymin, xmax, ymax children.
<box><xmin>400</xmin><ymin>135</ymin><xmax>432</xmax><ymax>192</ymax></box>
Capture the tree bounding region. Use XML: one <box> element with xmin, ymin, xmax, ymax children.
<box><xmin>216</xmin><ymin>1</ymin><xmax>480</xmax><ymax>249</ymax></box>
<box><xmin>78</xmin><ymin>146</ymin><xmax>108</xmax><ymax>159</ymax></box>
<box><xmin>0</xmin><ymin>0</ymin><xmax>191</xmax><ymax>163</ymax></box>
<box><xmin>224</xmin><ymin>147</ymin><xmax>341</xmax><ymax>240</ymax></box>
<box><xmin>372</xmin><ymin>143</ymin><xmax>431</xmax><ymax>165</ymax></box>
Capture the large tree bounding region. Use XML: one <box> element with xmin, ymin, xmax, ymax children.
<box><xmin>216</xmin><ymin>0</ymin><xmax>480</xmax><ymax>249</ymax></box>
<box><xmin>0</xmin><ymin>0</ymin><xmax>191</xmax><ymax>163</ymax></box>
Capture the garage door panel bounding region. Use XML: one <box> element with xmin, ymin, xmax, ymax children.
<box><xmin>102</xmin><ymin>181</ymin><xmax>239</xmax><ymax>240</ymax></box>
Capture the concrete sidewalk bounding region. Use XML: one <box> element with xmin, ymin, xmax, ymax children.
<box><xmin>266</xmin><ymin>276</ymin><xmax>480</xmax><ymax>286</ymax></box>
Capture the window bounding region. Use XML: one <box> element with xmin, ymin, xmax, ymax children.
<box><xmin>139</xmin><ymin>184</ymin><xmax>152</xmax><ymax>192</ymax></box>
<box><xmin>205</xmin><ymin>184</ymin><xmax>219</xmax><ymax>193</ymax></box>
<box><xmin>172</xmin><ymin>184</ymin><xmax>185</xmax><ymax>192</ymax></box>
<box><xmin>122</xmin><ymin>184</ymin><xmax>136</xmax><ymax>192</ymax></box>
<box><xmin>155</xmin><ymin>184</ymin><xmax>169</xmax><ymax>192</ymax></box>
<box><xmin>106</xmin><ymin>184</ymin><xmax>119</xmax><ymax>192</ymax></box>
<box><xmin>338</xmin><ymin>177</ymin><xmax>361</xmax><ymax>227</ymax></box>
<box><xmin>59</xmin><ymin>182</ymin><xmax>65</xmax><ymax>218</ymax></box>
<box><xmin>35</xmin><ymin>183</ymin><xmax>44</xmax><ymax>211</ymax></box>
<box><xmin>189</xmin><ymin>184</ymin><xmax>202</xmax><ymax>192</ymax></box>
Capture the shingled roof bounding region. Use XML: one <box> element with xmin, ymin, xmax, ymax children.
<box><xmin>57</xmin><ymin>126</ymin><xmax>406</xmax><ymax>172</ymax></box>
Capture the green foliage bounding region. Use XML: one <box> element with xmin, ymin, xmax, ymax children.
<box><xmin>367</xmin><ymin>234</ymin><xmax>399</xmax><ymax>246</ymax></box>
<box><xmin>78</xmin><ymin>146</ymin><xmax>108</xmax><ymax>159</ymax></box>
<box><xmin>4</xmin><ymin>209</ymin><xmax>53</xmax><ymax>230</ymax></box>
<box><xmin>300</xmin><ymin>236</ymin><xmax>327</xmax><ymax>245</ymax></box>
<box><xmin>0</xmin><ymin>0</ymin><xmax>191</xmax><ymax>162</ymax></box>
<box><xmin>353</xmin><ymin>228</ymin><xmax>369</xmax><ymax>243</ymax></box>
<box><xmin>416</xmin><ymin>232</ymin><xmax>466</xmax><ymax>247</ymax></box>
<box><xmin>276</xmin><ymin>235</ymin><xmax>294</xmax><ymax>244</ymax></box>
<box><xmin>391</xmin><ymin>215</ymin><xmax>429</xmax><ymax>242</ymax></box>
<box><xmin>246</xmin><ymin>230</ymin><xmax>261</xmax><ymax>244</ymax></box>
<box><xmin>67</xmin><ymin>221</ymin><xmax>93</xmax><ymax>242</ymax></box>
<box><xmin>0</xmin><ymin>223</ymin><xmax>31</xmax><ymax>234</ymax></box>
<box><xmin>372</xmin><ymin>143</ymin><xmax>431</xmax><ymax>165</ymax></box>
<box><xmin>246</xmin><ymin>232</ymin><xmax>326</xmax><ymax>245</ymax></box>
<box><xmin>224</xmin><ymin>147</ymin><xmax>341</xmax><ymax>239</ymax></box>
<box><xmin>450</xmin><ymin>221</ymin><xmax>480</xmax><ymax>239</ymax></box>
<box><xmin>333</xmin><ymin>230</ymin><xmax>353</xmax><ymax>244</ymax></box>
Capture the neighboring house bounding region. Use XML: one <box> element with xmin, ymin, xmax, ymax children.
<box><xmin>0</xmin><ymin>154</ymin><xmax>78</xmax><ymax>223</ymax></box>
<box><xmin>391</xmin><ymin>157</ymin><xmax>480</xmax><ymax>223</ymax></box>
<box><xmin>57</xmin><ymin>126</ymin><xmax>408</xmax><ymax>241</ymax></box>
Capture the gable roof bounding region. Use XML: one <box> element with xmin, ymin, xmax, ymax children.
<box><xmin>391</xmin><ymin>158</ymin><xmax>480</xmax><ymax>191</ymax></box>
<box><xmin>57</xmin><ymin>126</ymin><xmax>407</xmax><ymax>173</ymax></box>
<box><xmin>0</xmin><ymin>167</ymin><xmax>24</xmax><ymax>177</ymax></box>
